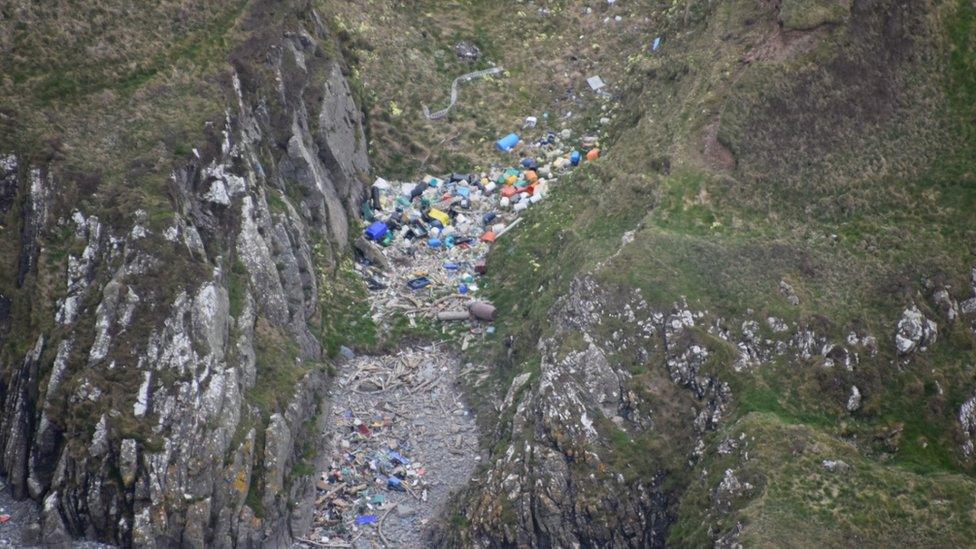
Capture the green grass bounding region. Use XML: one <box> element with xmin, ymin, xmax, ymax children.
<box><xmin>445</xmin><ymin>0</ymin><xmax>976</xmax><ymax>545</ymax></box>
<box><xmin>671</xmin><ymin>412</ymin><xmax>976</xmax><ymax>546</ymax></box>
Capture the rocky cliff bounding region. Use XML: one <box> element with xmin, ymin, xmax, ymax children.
<box><xmin>419</xmin><ymin>0</ymin><xmax>976</xmax><ymax>545</ymax></box>
<box><xmin>0</xmin><ymin>1</ymin><xmax>367</xmax><ymax>545</ymax></box>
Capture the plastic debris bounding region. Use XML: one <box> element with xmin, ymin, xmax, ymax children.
<box><xmin>496</xmin><ymin>133</ymin><xmax>520</xmax><ymax>152</ymax></box>
<box><xmin>315</xmin><ymin>104</ymin><xmax>619</xmax><ymax>545</ymax></box>
<box><xmin>468</xmin><ymin>301</ymin><xmax>497</xmax><ymax>321</ymax></box>
<box><xmin>423</xmin><ymin>67</ymin><xmax>505</xmax><ymax>120</ymax></box>
<box><xmin>355</xmin><ymin>514</ymin><xmax>379</xmax><ymax>526</ymax></box>
<box><xmin>365</xmin><ymin>221</ymin><xmax>389</xmax><ymax>241</ymax></box>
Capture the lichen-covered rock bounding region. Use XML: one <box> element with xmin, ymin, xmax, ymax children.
<box><xmin>959</xmin><ymin>396</ymin><xmax>976</xmax><ymax>457</ymax></box>
<box><xmin>895</xmin><ymin>305</ymin><xmax>938</xmax><ymax>355</ymax></box>
<box><xmin>847</xmin><ymin>385</ymin><xmax>862</xmax><ymax>412</ymax></box>
<box><xmin>0</xmin><ymin>4</ymin><xmax>368</xmax><ymax>546</ymax></box>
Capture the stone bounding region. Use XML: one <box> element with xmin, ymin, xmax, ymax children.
<box><xmin>895</xmin><ymin>306</ymin><xmax>937</xmax><ymax>355</ymax></box>
<box><xmin>822</xmin><ymin>459</ymin><xmax>849</xmax><ymax>472</ymax></box>
<box><xmin>847</xmin><ymin>385</ymin><xmax>861</xmax><ymax>412</ymax></box>
<box><xmin>454</xmin><ymin>41</ymin><xmax>481</xmax><ymax>61</ymax></box>
<box><xmin>779</xmin><ymin>280</ymin><xmax>800</xmax><ymax>306</ymax></box>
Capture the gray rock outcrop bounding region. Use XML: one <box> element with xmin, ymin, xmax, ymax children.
<box><xmin>0</xmin><ymin>4</ymin><xmax>367</xmax><ymax>546</ymax></box>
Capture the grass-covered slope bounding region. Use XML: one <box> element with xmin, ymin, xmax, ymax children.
<box><xmin>467</xmin><ymin>0</ymin><xmax>976</xmax><ymax>544</ymax></box>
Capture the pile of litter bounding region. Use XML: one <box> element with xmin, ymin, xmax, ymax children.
<box><xmin>301</xmin><ymin>126</ymin><xmax>604</xmax><ymax>547</ymax></box>
<box><xmin>355</xmin><ymin>127</ymin><xmax>601</xmax><ymax>331</ymax></box>
<box><xmin>301</xmin><ymin>347</ymin><xmax>478</xmax><ymax>548</ymax></box>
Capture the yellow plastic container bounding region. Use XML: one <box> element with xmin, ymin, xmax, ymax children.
<box><xmin>428</xmin><ymin>208</ymin><xmax>451</xmax><ymax>226</ymax></box>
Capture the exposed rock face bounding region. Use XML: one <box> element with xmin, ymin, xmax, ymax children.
<box><xmin>959</xmin><ymin>396</ymin><xmax>976</xmax><ymax>458</ymax></box>
<box><xmin>847</xmin><ymin>385</ymin><xmax>861</xmax><ymax>412</ymax></box>
<box><xmin>0</xmin><ymin>4</ymin><xmax>367</xmax><ymax>546</ymax></box>
<box><xmin>441</xmin><ymin>277</ymin><xmax>729</xmax><ymax>547</ymax></box>
<box><xmin>895</xmin><ymin>305</ymin><xmax>938</xmax><ymax>355</ymax></box>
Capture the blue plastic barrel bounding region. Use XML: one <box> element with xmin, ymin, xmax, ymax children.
<box><xmin>496</xmin><ymin>133</ymin><xmax>520</xmax><ymax>152</ymax></box>
<box><xmin>570</xmin><ymin>151</ymin><xmax>582</xmax><ymax>166</ymax></box>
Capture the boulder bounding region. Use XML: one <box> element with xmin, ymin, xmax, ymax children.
<box><xmin>895</xmin><ymin>306</ymin><xmax>937</xmax><ymax>355</ymax></box>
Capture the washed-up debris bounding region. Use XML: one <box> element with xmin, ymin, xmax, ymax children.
<box><xmin>496</xmin><ymin>132</ymin><xmax>520</xmax><ymax>152</ymax></box>
<box><xmin>423</xmin><ymin>67</ymin><xmax>505</xmax><ymax>120</ymax></box>
<box><xmin>306</xmin><ymin>347</ymin><xmax>478</xmax><ymax>548</ymax></box>
<box><xmin>354</xmin><ymin>121</ymin><xmax>603</xmax><ymax>332</ymax></box>
<box><xmin>586</xmin><ymin>75</ymin><xmax>606</xmax><ymax>91</ymax></box>
<box><xmin>468</xmin><ymin>301</ymin><xmax>496</xmax><ymax>321</ymax></box>
<box><xmin>437</xmin><ymin>310</ymin><xmax>470</xmax><ymax>321</ymax></box>
<box><xmin>304</xmin><ymin>116</ymin><xmax>610</xmax><ymax>547</ymax></box>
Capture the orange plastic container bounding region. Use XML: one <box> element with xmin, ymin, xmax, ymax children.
<box><xmin>481</xmin><ymin>231</ymin><xmax>496</xmax><ymax>243</ymax></box>
<box><xmin>524</xmin><ymin>170</ymin><xmax>538</xmax><ymax>183</ymax></box>
<box><xmin>586</xmin><ymin>149</ymin><xmax>600</xmax><ymax>162</ymax></box>
<box><xmin>500</xmin><ymin>186</ymin><xmax>518</xmax><ymax>198</ymax></box>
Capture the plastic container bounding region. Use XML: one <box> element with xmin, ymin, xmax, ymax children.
<box><xmin>428</xmin><ymin>238</ymin><xmax>442</xmax><ymax>248</ymax></box>
<box><xmin>586</xmin><ymin>149</ymin><xmax>601</xmax><ymax>162</ymax></box>
<box><xmin>496</xmin><ymin>133</ymin><xmax>520</xmax><ymax>152</ymax></box>
<box><xmin>468</xmin><ymin>301</ymin><xmax>497</xmax><ymax>321</ymax></box>
<box><xmin>364</xmin><ymin>221</ymin><xmax>389</xmax><ymax>241</ymax></box>
<box><xmin>570</xmin><ymin>151</ymin><xmax>582</xmax><ymax>166</ymax></box>
<box><xmin>428</xmin><ymin>208</ymin><xmax>451</xmax><ymax>226</ymax></box>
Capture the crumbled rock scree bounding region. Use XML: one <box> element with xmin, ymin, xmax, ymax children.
<box><xmin>298</xmin><ymin>129</ymin><xmax>605</xmax><ymax>547</ymax></box>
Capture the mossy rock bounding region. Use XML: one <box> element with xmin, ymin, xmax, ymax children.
<box><xmin>779</xmin><ymin>0</ymin><xmax>851</xmax><ymax>30</ymax></box>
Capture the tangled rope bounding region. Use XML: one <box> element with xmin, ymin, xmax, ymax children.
<box><xmin>422</xmin><ymin>67</ymin><xmax>505</xmax><ymax>120</ymax></box>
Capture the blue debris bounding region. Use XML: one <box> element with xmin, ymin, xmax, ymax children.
<box><xmin>364</xmin><ymin>221</ymin><xmax>389</xmax><ymax>241</ymax></box>
<box><xmin>387</xmin><ymin>476</ymin><xmax>406</xmax><ymax>492</ymax></box>
<box><xmin>388</xmin><ymin>450</ymin><xmax>411</xmax><ymax>465</ymax></box>
<box><xmin>496</xmin><ymin>133</ymin><xmax>520</xmax><ymax>152</ymax></box>
<box><xmin>355</xmin><ymin>514</ymin><xmax>379</xmax><ymax>526</ymax></box>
